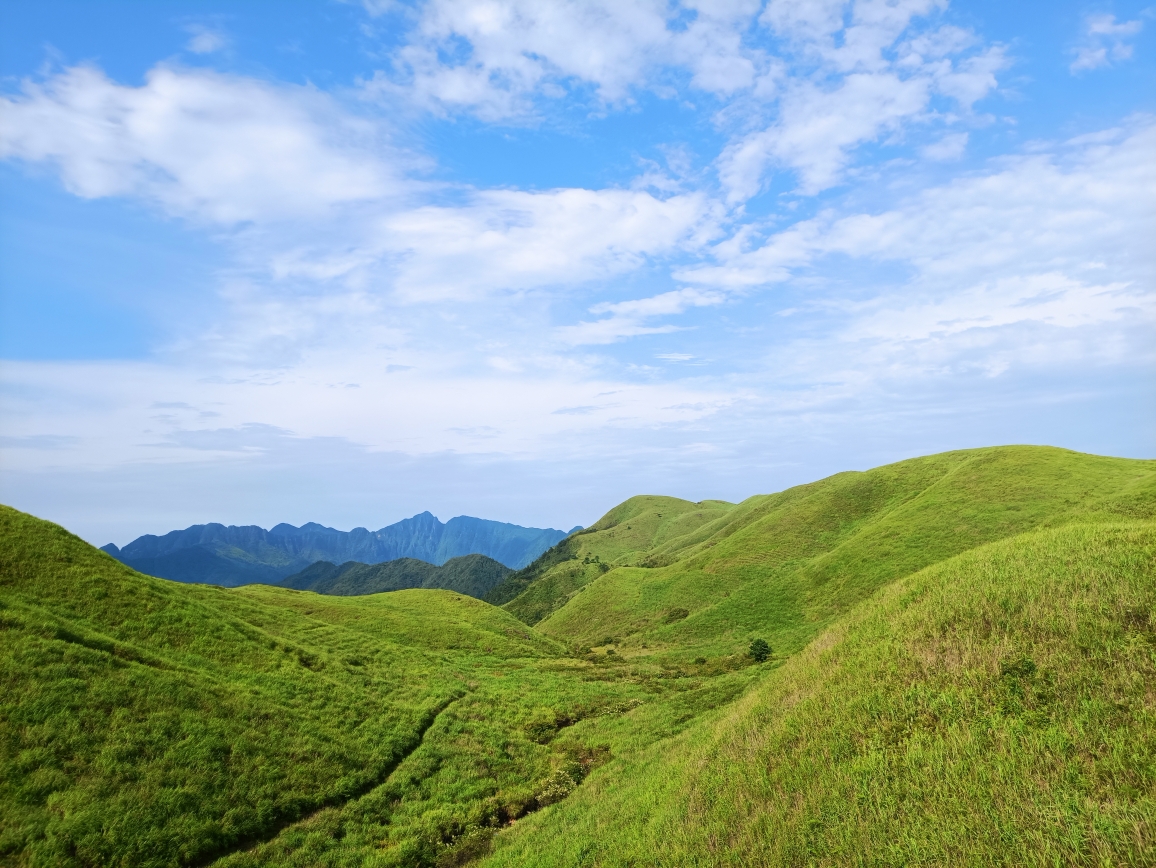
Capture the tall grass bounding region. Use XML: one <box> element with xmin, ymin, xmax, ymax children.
<box><xmin>484</xmin><ymin>521</ymin><xmax>1156</xmax><ymax>866</ymax></box>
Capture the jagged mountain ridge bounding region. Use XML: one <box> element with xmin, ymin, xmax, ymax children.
<box><xmin>101</xmin><ymin>511</ymin><xmax>579</xmax><ymax>587</ymax></box>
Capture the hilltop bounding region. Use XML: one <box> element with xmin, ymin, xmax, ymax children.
<box><xmin>490</xmin><ymin>446</ymin><xmax>1155</xmax><ymax>661</ymax></box>
<box><xmin>101</xmin><ymin>512</ymin><xmax>577</xmax><ymax>586</ymax></box>
<box><xmin>3</xmin><ymin>445</ymin><xmax>1154</xmax><ymax>867</ymax></box>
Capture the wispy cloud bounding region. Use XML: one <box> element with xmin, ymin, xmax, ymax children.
<box><xmin>363</xmin><ymin>0</ymin><xmax>764</xmax><ymax>120</ymax></box>
<box><xmin>0</xmin><ymin>64</ymin><xmax>401</xmax><ymax>223</ymax></box>
<box><xmin>556</xmin><ymin>288</ymin><xmax>727</xmax><ymax>345</ymax></box>
<box><xmin>1071</xmin><ymin>13</ymin><xmax>1144</xmax><ymax>72</ymax></box>
<box><xmin>184</xmin><ymin>24</ymin><xmax>228</xmax><ymax>55</ymax></box>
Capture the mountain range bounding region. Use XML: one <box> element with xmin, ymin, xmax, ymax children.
<box><xmin>100</xmin><ymin>511</ymin><xmax>577</xmax><ymax>587</ymax></box>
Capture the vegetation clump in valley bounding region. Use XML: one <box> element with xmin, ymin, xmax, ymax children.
<box><xmin>278</xmin><ymin>553</ymin><xmax>513</xmax><ymax>599</ymax></box>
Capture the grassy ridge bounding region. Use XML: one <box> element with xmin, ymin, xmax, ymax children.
<box><xmin>530</xmin><ymin>447</ymin><xmax>1156</xmax><ymax>659</ymax></box>
<box><xmin>484</xmin><ymin>520</ymin><xmax>1156</xmax><ymax>866</ymax></box>
<box><xmin>488</xmin><ymin>496</ymin><xmax>735</xmax><ymax>623</ymax></box>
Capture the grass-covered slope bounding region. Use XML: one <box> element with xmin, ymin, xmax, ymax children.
<box><xmin>279</xmin><ymin>553</ymin><xmax>512</xmax><ymax>598</ymax></box>
<box><xmin>5</xmin><ymin>445</ymin><xmax>1154</xmax><ymax>868</ymax></box>
<box><xmin>0</xmin><ymin>506</ymin><xmax>661</xmax><ymax>868</ymax></box>
<box><xmin>486</xmin><ymin>496</ymin><xmax>735</xmax><ymax>623</ymax></box>
<box><xmin>526</xmin><ymin>447</ymin><xmax>1156</xmax><ymax>659</ymax></box>
<box><xmin>483</xmin><ymin>520</ymin><xmax>1156</xmax><ymax>866</ymax></box>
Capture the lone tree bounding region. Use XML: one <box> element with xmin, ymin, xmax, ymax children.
<box><xmin>749</xmin><ymin>638</ymin><xmax>771</xmax><ymax>663</ymax></box>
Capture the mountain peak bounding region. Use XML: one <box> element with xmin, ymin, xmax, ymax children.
<box><xmin>106</xmin><ymin>511</ymin><xmax>572</xmax><ymax>585</ymax></box>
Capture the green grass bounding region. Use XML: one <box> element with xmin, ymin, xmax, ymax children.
<box><xmin>527</xmin><ymin>447</ymin><xmax>1156</xmax><ymax>661</ymax></box>
<box><xmin>485</xmin><ymin>496</ymin><xmax>735</xmax><ymax>622</ymax></box>
<box><xmin>3</xmin><ymin>444</ymin><xmax>1155</xmax><ymax>867</ymax></box>
<box><xmin>0</xmin><ymin>507</ymin><xmax>756</xmax><ymax>867</ymax></box>
<box><xmin>483</xmin><ymin>520</ymin><xmax>1156</xmax><ymax>866</ymax></box>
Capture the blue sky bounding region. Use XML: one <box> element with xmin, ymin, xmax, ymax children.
<box><xmin>1</xmin><ymin>0</ymin><xmax>1153</xmax><ymax>545</ymax></box>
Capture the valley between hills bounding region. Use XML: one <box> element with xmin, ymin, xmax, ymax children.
<box><xmin>2</xmin><ymin>445</ymin><xmax>1154</xmax><ymax>867</ymax></box>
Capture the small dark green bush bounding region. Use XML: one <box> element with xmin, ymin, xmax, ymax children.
<box><xmin>749</xmin><ymin>638</ymin><xmax>771</xmax><ymax>663</ymax></box>
<box><xmin>999</xmin><ymin>656</ymin><xmax>1037</xmax><ymax>679</ymax></box>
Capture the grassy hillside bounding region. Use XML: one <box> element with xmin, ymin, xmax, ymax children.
<box><xmin>482</xmin><ymin>520</ymin><xmax>1156</xmax><ymax>866</ymax></box>
<box><xmin>0</xmin><ymin>506</ymin><xmax>683</xmax><ymax>868</ymax></box>
<box><xmin>515</xmin><ymin>447</ymin><xmax>1155</xmax><ymax>660</ymax></box>
<box><xmin>486</xmin><ymin>496</ymin><xmax>735</xmax><ymax>623</ymax></box>
<box><xmin>279</xmin><ymin>553</ymin><xmax>512</xmax><ymax>598</ymax></box>
<box><xmin>4</xmin><ymin>445</ymin><xmax>1154</xmax><ymax>867</ymax></box>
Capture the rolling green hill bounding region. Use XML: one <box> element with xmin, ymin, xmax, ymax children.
<box><xmin>3</xmin><ymin>445</ymin><xmax>1154</xmax><ymax>867</ymax></box>
<box><xmin>481</xmin><ymin>520</ymin><xmax>1156</xmax><ymax>866</ymax></box>
<box><xmin>484</xmin><ymin>496</ymin><xmax>735</xmax><ymax>621</ymax></box>
<box><xmin>279</xmin><ymin>553</ymin><xmax>513</xmax><ymax>598</ymax></box>
<box><xmin>0</xmin><ymin>506</ymin><xmax>674</xmax><ymax>868</ymax></box>
<box><xmin>494</xmin><ymin>447</ymin><xmax>1155</xmax><ymax>662</ymax></box>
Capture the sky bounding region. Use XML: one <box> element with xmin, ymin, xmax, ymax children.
<box><xmin>0</xmin><ymin>0</ymin><xmax>1153</xmax><ymax>546</ymax></box>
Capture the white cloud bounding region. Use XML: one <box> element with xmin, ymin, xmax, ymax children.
<box><xmin>236</xmin><ymin>184</ymin><xmax>720</xmax><ymax>314</ymax></box>
<box><xmin>185</xmin><ymin>24</ymin><xmax>228</xmax><ymax>54</ymax></box>
<box><xmin>0</xmin><ymin>64</ymin><xmax>400</xmax><ymax>224</ymax></box>
<box><xmin>372</xmin><ymin>0</ymin><xmax>672</xmax><ymax>118</ymax></box>
<box><xmin>847</xmin><ymin>273</ymin><xmax>1149</xmax><ymax>344</ymax></box>
<box><xmin>376</xmin><ymin>188</ymin><xmax>717</xmax><ymax>301</ymax></box>
<box><xmin>921</xmin><ymin>130</ymin><xmax>967</xmax><ymax>161</ymax></box>
<box><xmin>696</xmin><ymin>118</ymin><xmax>1156</xmax><ymax>291</ymax></box>
<box><xmin>362</xmin><ymin>0</ymin><xmax>771</xmax><ymax>120</ymax></box>
<box><xmin>717</xmin><ymin>1</ymin><xmax>1004</xmax><ymax>200</ymax></box>
<box><xmin>1071</xmin><ymin>14</ymin><xmax>1143</xmax><ymax>72</ymax></box>
<box><xmin>685</xmin><ymin>117</ymin><xmax>1156</xmax><ymax>384</ymax></box>
<box><xmin>0</xmin><ymin>353</ymin><xmax>733</xmax><ymax>476</ymax></box>
<box><xmin>720</xmin><ymin>71</ymin><xmax>930</xmax><ymax>199</ymax></box>
<box><xmin>361</xmin><ymin>0</ymin><xmax>1004</xmax><ymax>200</ymax></box>
<box><xmin>556</xmin><ymin>287</ymin><xmax>727</xmax><ymax>345</ymax></box>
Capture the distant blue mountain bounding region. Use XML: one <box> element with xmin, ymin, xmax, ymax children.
<box><xmin>101</xmin><ymin>512</ymin><xmax>580</xmax><ymax>588</ymax></box>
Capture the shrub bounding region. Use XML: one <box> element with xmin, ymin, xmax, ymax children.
<box><xmin>662</xmin><ymin>607</ymin><xmax>690</xmax><ymax>624</ymax></box>
<box><xmin>749</xmin><ymin>638</ymin><xmax>771</xmax><ymax>663</ymax></box>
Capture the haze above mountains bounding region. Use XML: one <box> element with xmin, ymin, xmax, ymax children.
<box><xmin>101</xmin><ymin>512</ymin><xmax>576</xmax><ymax>589</ymax></box>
